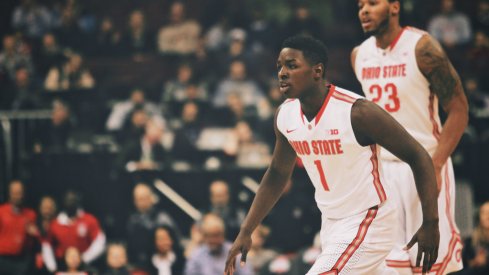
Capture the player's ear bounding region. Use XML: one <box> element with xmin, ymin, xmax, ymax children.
<box><xmin>390</xmin><ymin>1</ymin><xmax>400</xmax><ymax>16</ymax></box>
<box><xmin>313</xmin><ymin>64</ymin><xmax>324</xmax><ymax>80</ymax></box>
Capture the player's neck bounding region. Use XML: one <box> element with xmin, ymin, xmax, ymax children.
<box><xmin>375</xmin><ymin>23</ymin><xmax>403</xmax><ymax>50</ymax></box>
<box><xmin>300</xmin><ymin>83</ymin><xmax>329</xmax><ymax>121</ymax></box>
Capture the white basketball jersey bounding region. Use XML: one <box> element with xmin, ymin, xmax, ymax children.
<box><xmin>277</xmin><ymin>85</ymin><xmax>387</xmax><ymax>219</ymax></box>
<box><xmin>354</xmin><ymin>27</ymin><xmax>442</xmax><ymax>160</ymax></box>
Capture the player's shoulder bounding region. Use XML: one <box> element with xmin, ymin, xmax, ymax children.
<box><xmin>331</xmin><ymin>86</ymin><xmax>363</xmax><ymax>104</ymax></box>
<box><xmin>277</xmin><ymin>98</ymin><xmax>299</xmax><ymax>114</ymax></box>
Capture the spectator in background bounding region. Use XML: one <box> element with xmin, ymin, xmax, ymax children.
<box><xmin>11</xmin><ymin>0</ymin><xmax>54</xmax><ymax>40</ymax></box>
<box><xmin>126</xmin><ymin>183</ymin><xmax>180</xmax><ymax>270</ymax></box>
<box><xmin>184</xmin><ymin>214</ymin><xmax>253</xmax><ymax>275</ymax></box>
<box><xmin>35</xmin><ymin>196</ymin><xmax>58</xmax><ymax>275</ymax></box>
<box><xmin>44</xmin><ymin>190</ymin><xmax>106</xmax><ymax>271</ymax></box>
<box><xmin>2</xmin><ymin>66</ymin><xmax>42</xmax><ymax>110</ymax></box>
<box><xmin>120</xmin><ymin>10</ymin><xmax>153</xmax><ymax>57</ymax></box>
<box><xmin>55</xmin><ymin>246</ymin><xmax>91</xmax><ymax>275</ymax></box>
<box><xmin>44</xmin><ymin>52</ymin><xmax>95</xmax><ymax>91</ymax></box>
<box><xmin>37</xmin><ymin>196</ymin><xmax>57</xmax><ymax>238</ymax></box>
<box><xmin>54</xmin><ymin>3</ymin><xmax>83</xmax><ymax>51</ymax></box>
<box><xmin>95</xmin><ymin>17</ymin><xmax>122</xmax><ymax>57</ymax></box>
<box><xmin>472</xmin><ymin>0</ymin><xmax>489</xmax><ymax>34</ymax></box>
<box><xmin>116</xmin><ymin>107</ymin><xmax>149</xmax><ymax>145</ymax></box>
<box><xmin>428</xmin><ymin>0</ymin><xmax>472</xmax><ymax>48</ymax></box>
<box><xmin>121</xmin><ymin>118</ymin><xmax>168</xmax><ymax>172</ymax></box>
<box><xmin>282</xmin><ymin>4</ymin><xmax>324</xmax><ymax>40</ymax></box>
<box><xmin>172</xmin><ymin>102</ymin><xmax>204</xmax><ymax>165</ymax></box>
<box><xmin>101</xmin><ymin>243</ymin><xmax>133</xmax><ymax>275</ymax></box>
<box><xmin>205</xmin><ymin>180</ymin><xmax>246</xmax><ymax>240</ymax></box>
<box><xmin>34</xmin><ymin>33</ymin><xmax>67</xmax><ymax>78</ymax></box>
<box><xmin>214</xmin><ymin>28</ymin><xmax>255</xmax><ymax>77</ymax></box>
<box><xmin>212</xmin><ymin>60</ymin><xmax>266</xmax><ymax>110</ymax></box>
<box><xmin>232</xmin><ymin>120</ymin><xmax>271</xmax><ymax>169</ymax></box>
<box><xmin>106</xmin><ymin>88</ymin><xmax>162</xmax><ymax>132</ymax></box>
<box><xmin>161</xmin><ymin>63</ymin><xmax>207</xmax><ymax>117</ymax></box>
<box><xmin>0</xmin><ymin>34</ymin><xmax>34</xmax><ymax>81</ymax></box>
<box><xmin>0</xmin><ymin>180</ymin><xmax>38</xmax><ymax>275</ymax></box>
<box><xmin>149</xmin><ymin>226</ymin><xmax>185</xmax><ymax>275</ymax></box>
<box><xmin>157</xmin><ymin>1</ymin><xmax>201</xmax><ymax>56</ymax></box>
<box><xmin>247</xmin><ymin>225</ymin><xmax>277</xmax><ymax>273</ymax></box>
<box><xmin>183</xmin><ymin>223</ymin><xmax>204</xmax><ymax>259</ymax></box>
<box><xmin>465</xmin><ymin>31</ymin><xmax>489</xmax><ymax>84</ymax></box>
<box><xmin>461</xmin><ymin>201</ymin><xmax>489</xmax><ymax>275</ymax></box>
<box><xmin>33</xmin><ymin>99</ymin><xmax>73</xmax><ymax>153</ymax></box>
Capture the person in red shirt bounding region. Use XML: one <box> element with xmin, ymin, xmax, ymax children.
<box><xmin>43</xmin><ymin>190</ymin><xmax>106</xmax><ymax>272</ymax></box>
<box><xmin>0</xmin><ymin>179</ymin><xmax>39</xmax><ymax>275</ymax></box>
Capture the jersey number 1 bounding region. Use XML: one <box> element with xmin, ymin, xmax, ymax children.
<box><xmin>314</xmin><ymin>160</ymin><xmax>329</xmax><ymax>191</ymax></box>
<box><xmin>369</xmin><ymin>83</ymin><xmax>400</xmax><ymax>112</ymax></box>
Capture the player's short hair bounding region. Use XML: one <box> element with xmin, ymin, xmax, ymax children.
<box><xmin>282</xmin><ymin>35</ymin><xmax>328</xmax><ymax>77</ymax></box>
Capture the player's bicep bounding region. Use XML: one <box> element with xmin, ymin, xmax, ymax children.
<box><xmin>415</xmin><ymin>35</ymin><xmax>466</xmax><ymax>110</ymax></box>
<box><xmin>351</xmin><ymin>100</ymin><xmax>426</xmax><ymax>163</ymax></box>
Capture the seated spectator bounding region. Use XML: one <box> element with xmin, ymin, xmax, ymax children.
<box><xmin>33</xmin><ymin>99</ymin><xmax>73</xmax><ymax>153</ymax></box>
<box><xmin>44</xmin><ymin>190</ymin><xmax>106</xmax><ymax>271</ymax></box>
<box><xmin>34</xmin><ymin>33</ymin><xmax>67</xmax><ymax>78</ymax></box>
<box><xmin>204</xmin><ymin>180</ymin><xmax>246</xmax><ymax>240</ymax></box>
<box><xmin>44</xmin><ymin>52</ymin><xmax>95</xmax><ymax>91</ymax></box>
<box><xmin>95</xmin><ymin>17</ymin><xmax>122</xmax><ymax>56</ymax></box>
<box><xmin>11</xmin><ymin>0</ymin><xmax>54</xmax><ymax>40</ymax></box>
<box><xmin>126</xmin><ymin>183</ymin><xmax>180</xmax><ymax>270</ymax></box>
<box><xmin>282</xmin><ymin>3</ymin><xmax>324</xmax><ymax>40</ymax></box>
<box><xmin>465</xmin><ymin>31</ymin><xmax>489</xmax><ymax>84</ymax></box>
<box><xmin>120</xmin><ymin>10</ymin><xmax>153</xmax><ymax>56</ymax></box>
<box><xmin>149</xmin><ymin>226</ymin><xmax>185</xmax><ymax>275</ymax></box>
<box><xmin>121</xmin><ymin>118</ymin><xmax>169</xmax><ymax>172</ymax></box>
<box><xmin>184</xmin><ymin>214</ymin><xmax>253</xmax><ymax>275</ymax></box>
<box><xmin>0</xmin><ymin>180</ymin><xmax>38</xmax><ymax>275</ymax></box>
<box><xmin>157</xmin><ymin>1</ymin><xmax>201</xmax><ymax>56</ymax></box>
<box><xmin>37</xmin><ymin>195</ymin><xmax>58</xmax><ymax>238</ymax></box>
<box><xmin>106</xmin><ymin>88</ymin><xmax>162</xmax><ymax>132</ymax></box>
<box><xmin>2</xmin><ymin>66</ymin><xmax>42</xmax><ymax>110</ymax></box>
<box><xmin>472</xmin><ymin>0</ymin><xmax>489</xmax><ymax>33</ymax></box>
<box><xmin>53</xmin><ymin>3</ymin><xmax>83</xmax><ymax>51</ymax></box>
<box><xmin>461</xmin><ymin>201</ymin><xmax>489</xmax><ymax>275</ymax></box>
<box><xmin>161</xmin><ymin>63</ymin><xmax>207</xmax><ymax>117</ymax></box>
<box><xmin>101</xmin><ymin>243</ymin><xmax>133</xmax><ymax>275</ymax></box>
<box><xmin>35</xmin><ymin>195</ymin><xmax>58</xmax><ymax>275</ymax></box>
<box><xmin>183</xmin><ymin>223</ymin><xmax>203</xmax><ymax>259</ymax></box>
<box><xmin>0</xmin><ymin>34</ymin><xmax>34</xmax><ymax>81</ymax></box>
<box><xmin>232</xmin><ymin>120</ymin><xmax>272</xmax><ymax>168</ymax></box>
<box><xmin>55</xmin><ymin>246</ymin><xmax>92</xmax><ymax>275</ymax></box>
<box><xmin>116</xmin><ymin>107</ymin><xmax>149</xmax><ymax>145</ymax></box>
<box><xmin>247</xmin><ymin>225</ymin><xmax>277</xmax><ymax>273</ymax></box>
<box><xmin>171</xmin><ymin>102</ymin><xmax>204</xmax><ymax>165</ymax></box>
<box><xmin>428</xmin><ymin>0</ymin><xmax>472</xmax><ymax>48</ymax></box>
<box><xmin>212</xmin><ymin>60</ymin><xmax>266</xmax><ymax>110</ymax></box>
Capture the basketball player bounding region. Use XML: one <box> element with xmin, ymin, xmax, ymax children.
<box><xmin>352</xmin><ymin>0</ymin><xmax>469</xmax><ymax>274</ymax></box>
<box><xmin>224</xmin><ymin>35</ymin><xmax>440</xmax><ymax>275</ymax></box>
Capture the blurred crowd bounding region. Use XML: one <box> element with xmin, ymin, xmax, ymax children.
<box><xmin>0</xmin><ymin>0</ymin><xmax>488</xmax><ymax>274</ymax></box>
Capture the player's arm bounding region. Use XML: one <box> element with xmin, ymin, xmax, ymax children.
<box><xmin>416</xmin><ymin>34</ymin><xmax>469</xmax><ymax>184</ymax></box>
<box><xmin>351</xmin><ymin>99</ymin><xmax>439</xmax><ymax>273</ymax></box>
<box><xmin>224</xmin><ymin>107</ymin><xmax>297</xmax><ymax>275</ymax></box>
<box><xmin>351</xmin><ymin>46</ymin><xmax>359</xmax><ymax>72</ymax></box>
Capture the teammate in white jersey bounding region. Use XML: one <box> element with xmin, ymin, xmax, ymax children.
<box><xmin>352</xmin><ymin>0</ymin><xmax>469</xmax><ymax>274</ymax></box>
<box><xmin>225</xmin><ymin>35</ymin><xmax>440</xmax><ymax>275</ymax></box>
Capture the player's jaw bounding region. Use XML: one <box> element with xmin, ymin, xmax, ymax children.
<box><xmin>358</xmin><ymin>0</ymin><xmax>391</xmax><ymax>36</ymax></box>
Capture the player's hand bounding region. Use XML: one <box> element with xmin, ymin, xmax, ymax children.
<box><xmin>224</xmin><ymin>232</ymin><xmax>252</xmax><ymax>275</ymax></box>
<box><xmin>405</xmin><ymin>220</ymin><xmax>440</xmax><ymax>274</ymax></box>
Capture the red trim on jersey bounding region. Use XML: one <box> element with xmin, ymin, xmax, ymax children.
<box><xmin>389</xmin><ymin>27</ymin><xmax>406</xmax><ymax>50</ymax></box>
<box><xmin>386</xmin><ymin>260</ymin><xmax>412</xmax><ymax>268</ymax></box>
<box><xmin>428</xmin><ymin>93</ymin><xmax>441</xmax><ymax>141</ymax></box>
<box><xmin>332</xmin><ymin>91</ymin><xmax>357</xmax><ymax>104</ymax></box>
<box><xmin>318</xmin><ymin>271</ymin><xmax>338</xmax><ymax>275</ymax></box>
<box><xmin>314</xmin><ymin>85</ymin><xmax>336</xmax><ymax>126</ymax></box>
<box><xmin>370</xmin><ymin>145</ymin><xmax>387</xmax><ymax>202</ymax></box>
<box><xmin>323</xmin><ymin>206</ymin><xmax>378</xmax><ymax>274</ymax></box>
